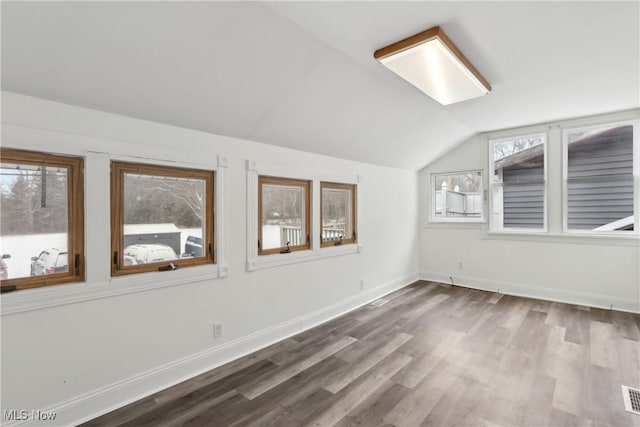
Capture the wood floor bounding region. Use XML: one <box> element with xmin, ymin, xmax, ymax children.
<box><xmin>83</xmin><ymin>281</ymin><xmax>640</xmax><ymax>427</ymax></box>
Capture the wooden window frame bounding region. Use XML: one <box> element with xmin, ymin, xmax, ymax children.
<box><xmin>320</xmin><ymin>182</ymin><xmax>357</xmax><ymax>247</ymax></box>
<box><xmin>258</xmin><ymin>176</ymin><xmax>311</xmax><ymax>255</ymax></box>
<box><xmin>111</xmin><ymin>161</ymin><xmax>215</xmax><ymax>276</ymax></box>
<box><xmin>0</xmin><ymin>148</ymin><xmax>85</xmax><ymax>293</ymax></box>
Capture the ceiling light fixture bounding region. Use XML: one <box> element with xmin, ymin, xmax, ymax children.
<box><xmin>374</xmin><ymin>26</ymin><xmax>491</xmax><ymax>105</ymax></box>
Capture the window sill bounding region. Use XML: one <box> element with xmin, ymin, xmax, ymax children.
<box><xmin>247</xmin><ymin>244</ymin><xmax>362</xmax><ymax>271</ymax></box>
<box><xmin>1</xmin><ymin>264</ymin><xmax>225</xmax><ymax>316</ymax></box>
<box><xmin>424</xmin><ymin>221</ymin><xmax>487</xmax><ymax>229</ymax></box>
<box><xmin>481</xmin><ymin>231</ymin><xmax>640</xmax><ymax>246</ymax></box>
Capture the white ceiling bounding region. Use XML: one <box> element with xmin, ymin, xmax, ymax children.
<box><xmin>2</xmin><ymin>1</ymin><xmax>638</xmax><ymax>170</ymax></box>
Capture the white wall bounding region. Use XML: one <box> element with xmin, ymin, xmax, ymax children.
<box><xmin>0</xmin><ymin>92</ymin><xmax>419</xmax><ymax>425</ymax></box>
<box><xmin>419</xmin><ymin>111</ymin><xmax>640</xmax><ymax>313</ymax></box>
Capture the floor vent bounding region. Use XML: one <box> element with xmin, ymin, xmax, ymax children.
<box><xmin>370</xmin><ymin>298</ymin><xmax>389</xmax><ymax>307</ymax></box>
<box><xmin>622</xmin><ymin>385</ymin><xmax>640</xmax><ymax>415</ymax></box>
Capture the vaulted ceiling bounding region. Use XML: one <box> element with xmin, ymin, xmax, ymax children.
<box><xmin>2</xmin><ymin>2</ymin><xmax>638</xmax><ymax>170</ymax></box>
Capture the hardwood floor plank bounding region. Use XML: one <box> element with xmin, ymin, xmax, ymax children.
<box><xmin>347</xmin><ymin>304</ymin><xmax>412</xmax><ymax>339</ymax></box>
<box><xmin>118</xmin><ymin>360</ymin><xmax>276</xmax><ymax>427</ymax></box>
<box><xmin>393</xmin><ymin>330</ymin><xmax>465</xmax><ymax>389</ymax></box>
<box><xmin>80</xmin><ymin>396</ymin><xmax>158</xmax><ymax>427</ymax></box>
<box><xmin>611</xmin><ymin>310</ymin><xmax>640</xmax><ymax>341</ymax></box>
<box><xmin>237</xmin><ymin>358</ymin><xmax>347</xmax><ymax>427</ymax></box>
<box><xmin>305</xmin><ymin>352</ymin><xmax>412</xmax><ymax>427</ymax></box>
<box><xmin>353</xmin><ymin>286</ymin><xmax>431</xmax><ymax>324</ymax></box>
<box><xmin>245</xmin><ymin>387</ymin><xmax>336</xmax><ymax>427</ymax></box>
<box><xmin>83</xmin><ymin>282</ymin><xmax>640</xmax><ymax>427</ymax></box>
<box><xmin>590</xmin><ymin>320</ymin><xmax>617</xmax><ymax>368</ymax></box>
<box><xmin>291</xmin><ymin>316</ymin><xmax>361</xmax><ymax>346</ymax></box>
<box><xmin>521</xmin><ymin>374</ymin><xmax>556</xmax><ymax>426</ymax></box>
<box><xmin>180</xmin><ymin>391</ymin><xmax>249</xmax><ymax>426</ymax></box>
<box><xmin>238</xmin><ymin>336</ymin><xmax>357</xmax><ymax>400</ymax></box>
<box><xmin>616</xmin><ymin>337</ymin><xmax>640</xmax><ymax>387</ymax></box>
<box><xmin>383</xmin><ymin>358</ymin><xmax>459</xmax><ymax>427</ymax></box>
<box><xmin>267</xmin><ymin>333</ymin><xmax>342</xmax><ymax>367</ymax></box>
<box><xmin>392</xmin><ymin>353</ymin><xmax>442</xmax><ymax>390</ymax></box>
<box><xmin>324</xmin><ymin>332</ymin><xmax>412</xmax><ymax>393</ymax></box>
<box><xmin>584</xmin><ymin>365</ymin><xmax>637</xmax><ymax>426</ymax></box>
<box><xmin>154</xmin><ymin>338</ymin><xmax>300</xmax><ymax>406</ymax></box>
<box><xmin>333</xmin><ymin>381</ymin><xmax>410</xmax><ymax>427</ymax></box>
<box><xmin>157</xmin><ymin>389</ymin><xmax>239</xmax><ymax>427</ymax></box>
<box><xmin>396</xmin><ymin>292</ymin><xmax>450</xmax><ymax>322</ymax></box>
<box><xmin>419</xmin><ymin>376</ymin><xmax>490</xmax><ymax>427</ymax></box>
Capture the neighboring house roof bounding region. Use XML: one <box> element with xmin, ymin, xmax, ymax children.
<box><xmin>494</xmin><ymin>143</ymin><xmax>544</xmax><ymax>170</ymax></box>
<box><xmin>494</xmin><ymin>125</ymin><xmax>632</xmax><ymax>170</ymax></box>
<box><xmin>568</xmin><ymin>124</ymin><xmax>633</xmax><ymax>150</ymax></box>
<box><xmin>124</xmin><ymin>223</ymin><xmax>181</xmax><ymax>235</ymax></box>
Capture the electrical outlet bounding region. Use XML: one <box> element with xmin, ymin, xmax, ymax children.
<box><xmin>458</xmin><ymin>261</ymin><xmax>463</xmax><ymax>269</ymax></box>
<box><xmin>213</xmin><ymin>322</ymin><xmax>223</xmax><ymax>339</ymax></box>
<box><xmin>360</xmin><ymin>278</ymin><xmax>365</xmax><ymax>289</ymax></box>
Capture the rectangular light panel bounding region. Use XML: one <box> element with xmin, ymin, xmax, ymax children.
<box><xmin>374</xmin><ymin>27</ymin><xmax>491</xmax><ymax>105</ymax></box>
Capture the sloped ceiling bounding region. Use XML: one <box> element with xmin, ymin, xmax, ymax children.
<box><xmin>1</xmin><ymin>1</ymin><xmax>638</xmax><ymax>170</ymax></box>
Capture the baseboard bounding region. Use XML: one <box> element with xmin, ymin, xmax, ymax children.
<box><xmin>3</xmin><ymin>273</ymin><xmax>418</xmax><ymax>427</ymax></box>
<box><xmin>419</xmin><ymin>271</ymin><xmax>640</xmax><ymax>313</ymax></box>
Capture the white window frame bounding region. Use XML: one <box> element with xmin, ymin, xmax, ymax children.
<box><xmin>489</xmin><ymin>132</ymin><xmax>548</xmax><ymax>233</ymax></box>
<box><xmin>246</xmin><ymin>160</ymin><xmax>362</xmax><ymax>271</ymax></box>
<box><xmin>429</xmin><ymin>170</ymin><xmax>485</xmax><ymax>223</ymax></box>
<box><xmin>562</xmin><ymin>119</ymin><xmax>640</xmax><ymax>236</ymax></box>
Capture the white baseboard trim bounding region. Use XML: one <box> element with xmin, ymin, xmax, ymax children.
<box><xmin>419</xmin><ymin>271</ymin><xmax>640</xmax><ymax>314</ymax></box>
<box><xmin>4</xmin><ymin>273</ymin><xmax>418</xmax><ymax>427</ymax></box>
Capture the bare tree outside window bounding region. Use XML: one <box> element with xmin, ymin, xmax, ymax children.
<box><xmin>258</xmin><ymin>176</ymin><xmax>310</xmax><ymax>255</ymax></box>
<box><xmin>321</xmin><ymin>183</ymin><xmax>356</xmax><ymax>246</ymax></box>
<box><xmin>493</xmin><ymin>135</ymin><xmax>544</xmax><ymax>161</ymax></box>
<box><xmin>0</xmin><ymin>149</ymin><xmax>84</xmax><ymax>292</ymax></box>
<box><xmin>491</xmin><ymin>134</ymin><xmax>546</xmax><ymax>230</ymax></box>
<box><xmin>123</xmin><ymin>174</ymin><xmax>204</xmax><ymax>230</ymax></box>
<box><xmin>111</xmin><ymin>162</ymin><xmax>214</xmax><ymax>276</ymax></box>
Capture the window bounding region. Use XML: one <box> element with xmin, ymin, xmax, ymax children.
<box><xmin>247</xmin><ymin>162</ymin><xmax>360</xmax><ymax>271</ymax></box>
<box><xmin>258</xmin><ymin>176</ymin><xmax>310</xmax><ymax>255</ymax></box>
<box><xmin>490</xmin><ymin>133</ymin><xmax>547</xmax><ymax>231</ymax></box>
<box><xmin>111</xmin><ymin>161</ymin><xmax>214</xmax><ymax>276</ymax></box>
<box><xmin>564</xmin><ymin>122</ymin><xmax>638</xmax><ymax>233</ymax></box>
<box><xmin>321</xmin><ymin>182</ymin><xmax>356</xmax><ymax>246</ymax></box>
<box><xmin>431</xmin><ymin>171</ymin><xmax>483</xmax><ymax>222</ymax></box>
<box><xmin>0</xmin><ymin>149</ymin><xmax>84</xmax><ymax>292</ymax></box>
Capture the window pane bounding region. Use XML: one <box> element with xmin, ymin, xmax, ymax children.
<box><xmin>123</xmin><ymin>173</ymin><xmax>205</xmax><ymax>264</ymax></box>
<box><xmin>261</xmin><ymin>183</ymin><xmax>306</xmax><ymax>250</ymax></box>
<box><xmin>492</xmin><ymin>135</ymin><xmax>546</xmax><ymax>230</ymax></box>
<box><xmin>322</xmin><ymin>186</ymin><xmax>353</xmax><ymax>242</ymax></box>
<box><xmin>433</xmin><ymin>172</ymin><xmax>482</xmax><ymax>219</ymax></box>
<box><xmin>567</xmin><ymin>124</ymin><xmax>634</xmax><ymax>231</ymax></box>
<box><xmin>0</xmin><ymin>163</ymin><xmax>69</xmax><ymax>280</ymax></box>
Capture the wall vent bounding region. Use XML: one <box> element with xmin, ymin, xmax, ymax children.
<box><xmin>370</xmin><ymin>298</ymin><xmax>389</xmax><ymax>307</ymax></box>
<box><xmin>622</xmin><ymin>385</ymin><xmax>640</xmax><ymax>415</ymax></box>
